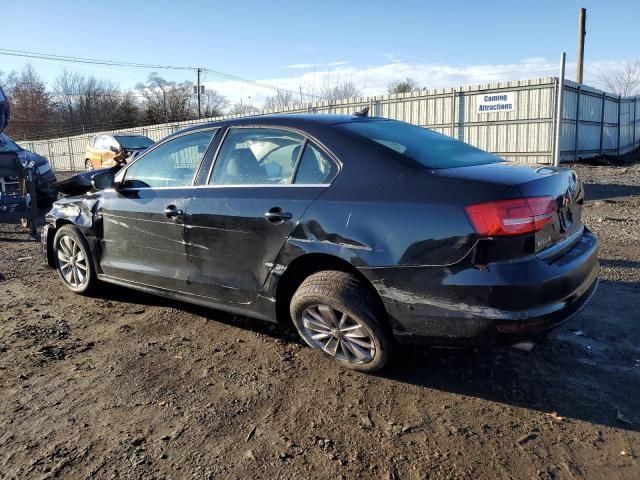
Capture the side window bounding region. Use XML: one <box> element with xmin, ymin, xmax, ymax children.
<box><xmin>93</xmin><ymin>136</ymin><xmax>106</xmax><ymax>149</ymax></box>
<box><xmin>122</xmin><ymin>130</ymin><xmax>215</xmax><ymax>189</ymax></box>
<box><xmin>294</xmin><ymin>143</ymin><xmax>338</xmax><ymax>184</ymax></box>
<box><xmin>210</xmin><ymin>128</ymin><xmax>304</xmax><ymax>185</ymax></box>
<box><xmin>104</xmin><ymin>136</ymin><xmax>120</xmax><ymax>152</ymax></box>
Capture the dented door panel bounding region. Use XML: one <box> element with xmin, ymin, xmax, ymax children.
<box><xmin>185</xmin><ymin>186</ymin><xmax>323</xmax><ymax>303</ymax></box>
<box><xmin>97</xmin><ymin>188</ymin><xmax>193</xmax><ymax>290</ymax></box>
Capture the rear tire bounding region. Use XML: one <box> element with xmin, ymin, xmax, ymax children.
<box><xmin>53</xmin><ymin>225</ymin><xmax>97</xmax><ymax>295</ymax></box>
<box><xmin>290</xmin><ymin>270</ymin><xmax>390</xmax><ymax>372</ymax></box>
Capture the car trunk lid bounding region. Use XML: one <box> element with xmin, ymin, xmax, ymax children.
<box><xmin>516</xmin><ymin>167</ymin><xmax>584</xmax><ymax>257</ymax></box>
<box><xmin>435</xmin><ymin>162</ymin><xmax>584</xmax><ymax>256</ymax></box>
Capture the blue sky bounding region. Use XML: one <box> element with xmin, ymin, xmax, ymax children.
<box><xmin>1</xmin><ymin>0</ymin><xmax>638</xmax><ymax>104</ymax></box>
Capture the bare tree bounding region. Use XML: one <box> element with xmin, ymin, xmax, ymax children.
<box><xmin>51</xmin><ymin>70</ymin><xmax>139</xmax><ymax>136</ymax></box>
<box><xmin>388</xmin><ymin>78</ymin><xmax>420</xmax><ymax>94</ymax></box>
<box><xmin>600</xmin><ymin>60</ymin><xmax>640</xmax><ymax>96</ymax></box>
<box><xmin>136</xmin><ymin>73</ymin><xmax>192</xmax><ymax>124</ymax></box>
<box><xmin>320</xmin><ymin>81</ymin><xmax>361</xmax><ymax>103</ymax></box>
<box><xmin>199</xmin><ymin>89</ymin><xmax>229</xmax><ymax>118</ymax></box>
<box><xmin>263</xmin><ymin>90</ymin><xmax>295</xmax><ymax>111</ymax></box>
<box><xmin>229</xmin><ymin>102</ymin><xmax>259</xmax><ymax>116</ymax></box>
<box><xmin>3</xmin><ymin>64</ymin><xmax>53</xmax><ymax>140</ymax></box>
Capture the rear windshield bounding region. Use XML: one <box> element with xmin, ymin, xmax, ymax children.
<box><xmin>115</xmin><ymin>135</ymin><xmax>154</xmax><ymax>149</ymax></box>
<box><xmin>338</xmin><ymin>120</ymin><xmax>501</xmax><ymax>169</ymax></box>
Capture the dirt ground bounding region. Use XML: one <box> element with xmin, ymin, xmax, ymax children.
<box><xmin>1</xmin><ymin>160</ymin><xmax>639</xmax><ymax>480</ymax></box>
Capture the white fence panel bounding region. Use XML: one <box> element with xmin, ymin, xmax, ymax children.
<box><xmin>21</xmin><ymin>77</ymin><xmax>640</xmax><ymax>171</ymax></box>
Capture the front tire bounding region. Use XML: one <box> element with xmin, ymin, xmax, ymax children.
<box><xmin>53</xmin><ymin>225</ymin><xmax>97</xmax><ymax>295</ymax></box>
<box><xmin>290</xmin><ymin>270</ymin><xmax>390</xmax><ymax>372</ymax></box>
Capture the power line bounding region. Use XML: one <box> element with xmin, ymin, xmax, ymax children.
<box><xmin>0</xmin><ymin>48</ymin><xmax>320</xmax><ymax>99</ymax></box>
<box><xmin>0</xmin><ymin>48</ymin><xmax>194</xmax><ymax>71</ymax></box>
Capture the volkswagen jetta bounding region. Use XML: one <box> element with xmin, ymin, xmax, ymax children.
<box><xmin>42</xmin><ymin>114</ymin><xmax>599</xmax><ymax>371</ymax></box>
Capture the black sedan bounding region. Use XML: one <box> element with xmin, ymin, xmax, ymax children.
<box><xmin>42</xmin><ymin>114</ymin><xmax>599</xmax><ymax>371</ymax></box>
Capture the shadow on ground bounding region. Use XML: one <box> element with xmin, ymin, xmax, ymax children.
<box><xmin>584</xmin><ymin>182</ymin><xmax>640</xmax><ymax>200</ymax></box>
<box><xmin>95</xmin><ymin>278</ymin><xmax>640</xmax><ymax>433</ymax></box>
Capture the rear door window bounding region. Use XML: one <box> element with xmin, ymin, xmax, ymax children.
<box><xmin>209</xmin><ymin>128</ymin><xmax>305</xmax><ymax>185</ymax></box>
<box><xmin>294</xmin><ymin>143</ymin><xmax>337</xmax><ymax>184</ymax></box>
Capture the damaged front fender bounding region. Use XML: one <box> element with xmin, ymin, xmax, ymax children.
<box><xmin>43</xmin><ymin>194</ymin><xmax>101</xmax><ymax>269</ymax></box>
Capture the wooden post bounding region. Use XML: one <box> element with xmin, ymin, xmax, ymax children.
<box><xmin>576</xmin><ymin>8</ymin><xmax>586</xmax><ymax>84</ymax></box>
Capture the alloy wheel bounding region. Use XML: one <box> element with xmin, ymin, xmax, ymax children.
<box><xmin>301</xmin><ymin>304</ymin><xmax>376</xmax><ymax>364</ymax></box>
<box><xmin>57</xmin><ymin>235</ymin><xmax>88</xmax><ymax>288</ymax></box>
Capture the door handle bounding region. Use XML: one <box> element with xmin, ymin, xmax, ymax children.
<box><xmin>264</xmin><ymin>207</ymin><xmax>292</xmax><ymax>223</ymax></box>
<box><xmin>164</xmin><ymin>205</ymin><xmax>184</xmax><ymax>218</ymax></box>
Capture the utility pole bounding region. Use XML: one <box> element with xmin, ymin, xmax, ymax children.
<box><xmin>196</xmin><ymin>68</ymin><xmax>202</xmax><ymax>119</ymax></box>
<box><xmin>576</xmin><ymin>7</ymin><xmax>586</xmax><ymax>84</ymax></box>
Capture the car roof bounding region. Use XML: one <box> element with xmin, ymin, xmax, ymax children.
<box><xmin>176</xmin><ymin>113</ymin><xmax>386</xmax><ymax>135</ymax></box>
<box><xmin>96</xmin><ymin>114</ymin><xmax>390</xmax><ymax>144</ymax></box>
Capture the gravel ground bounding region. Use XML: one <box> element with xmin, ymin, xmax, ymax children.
<box><xmin>0</xmin><ymin>160</ymin><xmax>639</xmax><ymax>479</ymax></box>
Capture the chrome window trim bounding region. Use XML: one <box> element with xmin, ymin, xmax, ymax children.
<box><xmin>115</xmin><ymin>183</ymin><xmax>331</xmax><ymax>192</ymax></box>
<box><xmin>114</xmin><ymin>126</ymin><xmax>220</xmax><ymax>186</ymax></box>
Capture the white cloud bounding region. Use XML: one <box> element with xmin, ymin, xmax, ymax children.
<box><xmin>284</xmin><ymin>63</ymin><xmax>318</xmax><ymax>70</ymax></box>
<box><xmin>284</xmin><ymin>60</ymin><xmax>348</xmax><ymax>70</ymax></box>
<box><xmin>203</xmin><ymin>58</ymin><xmax>631</xmax><ymax>109</ymax></box>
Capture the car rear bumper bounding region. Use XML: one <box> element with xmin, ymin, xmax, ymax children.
<box><xmin>360</xmin><ymin>229</ymin><xmax>600</xmax><ymax>346</ymax></box>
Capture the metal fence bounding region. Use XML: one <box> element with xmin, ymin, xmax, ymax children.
<box><xmin>21</xmin><ymin>77</ymin><xmax>640</xmax><ymax>172</ymax></box>
<box><xmin>560</xmin><ymin>79</ymin><xmax>639</xmax><ymax>160</ymax></box>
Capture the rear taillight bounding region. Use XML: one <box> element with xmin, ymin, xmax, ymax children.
<box><xmin>465</xmin><ymin>196</ymin><xmax>556</xmax><ymax>237</ymax></box>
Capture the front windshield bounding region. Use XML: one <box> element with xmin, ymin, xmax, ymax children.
<box><xmin>0</xmin><ymin>133</ymin><xmax>23</xmax><ymax>154</ymax></box>
<box><xmin>338</xmin><ymin>119</ymin><xmax>501</xmax><ymax>169</ymax></box>
<box><xmin>115</xmin><ymin>135</ymin><xmax>154</xmax><ymax>149</ymax></box>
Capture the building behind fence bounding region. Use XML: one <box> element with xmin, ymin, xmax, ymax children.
<box><xmin>22</xmin><ymin>77</ymin><xmax>640</xmax><ymax>172</ymax></box>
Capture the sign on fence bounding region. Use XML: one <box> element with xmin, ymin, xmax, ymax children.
<box><xmin>476</xmin><ymin>92</ymin><xmax>516</xmax><ymax>113</ymax></box>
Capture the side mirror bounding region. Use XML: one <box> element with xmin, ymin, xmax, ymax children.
<box><xmin>91</xmin><ymin>171</ymin><xmax>115</xmax><ymax>190</ymax></box>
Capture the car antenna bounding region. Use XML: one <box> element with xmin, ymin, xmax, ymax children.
<box><xmin>354</xmin><ymin>106</ymin><xmax>369</xmax><ymax>117</ymax></box>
